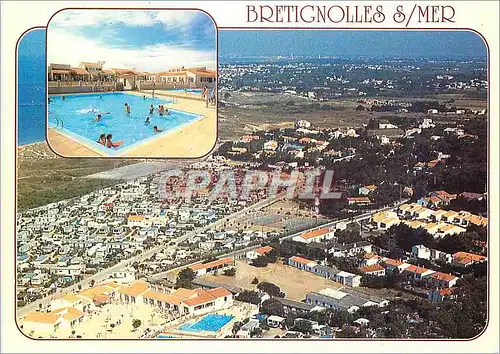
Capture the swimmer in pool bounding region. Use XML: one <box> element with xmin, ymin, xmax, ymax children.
<box><xmin>97</xmin><ymin>134</ymin><xmax>106</xmax><ymax>145</ymax></box>
<box><xmin>124</xmin><ymin>103</ymin><xmax>131</xmax><ymax>114</ymax></box>
<box><xmin>149</xmin><ymin>104</ymin><xmax>154</xmax><ymax>115</ymax></box>
<box><xmin>106</xmin><ymin>134</ymin><xmax>124</xmax><ymax>148</ymax></box>
<box><xmin>153</xmin><ymin>126</ymin><xmax>163</xmax><ymax>133</ymax></box>
<box><xmin>62</xmin><ymin>96</ymin><xmax>66</xmax><ymax>100</ymax></box>
<box><xmin>145</xmin><ymin>116</ymin><xmax>150</xmax><ymax>125</ymax></box>
<box><xmin>143</xmin><ymin>95</ymin><xmax>146</xmax><ymax>100</ymax></box>
<box><xmin>48</xmin><ymin>97</ymin><xmax>52</xmax><ymax>103</ymax></box>
<box><xmin>95</xmin><ymin>114</ymin><xmax>102</xmax><ymax>122</ymax></box>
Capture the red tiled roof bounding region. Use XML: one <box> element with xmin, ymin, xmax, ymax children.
<box><xmin>299</xmin><ymin>228</ymin><xmax>330</xmax><ymax>240</ymax></box>
<box><xmin>452</xmin><ymin>251</ymin><xmax>486</xmax><ymax>264</ymax></box>
<box><xmin>190</xmin><ymin>257</ymin><xmax>233</xmax><ymax>271</ymax></box>
<box><xmin>430</xmin><ymin>272</ymin><xmax>457</xmax><ymax>282</ymax></box>
<box><xmin>255</xmin><ymin>246</ymin><xmax>273</xmax><ymax>255</ymax></box>
<box><xmin>359</xmin><ymin>264</ymin><xmax>385</xmax><ymax>273</ymax></box>
<box><xmin>405</xmin><ymin>264</ymin><xmax>429</xmax><ymax>274</ymax></box>
<box><xmin>207</xmin><ymin>287</ymin><xmax>232</xmax><ymax>298</ymax></box>
<box><xmin>289</xmin><ymin>255</ymin><xmax>314</xmax><ymax>266</ymax></box>
<box><xmin>383</xmin><ymin>258</ymin><xmax>404</xmax><ymax>267</ymax></box>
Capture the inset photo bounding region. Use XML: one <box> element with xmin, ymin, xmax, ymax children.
<box><xmin>46</xmin><ymin>9</ymin><xmax>217</xmax><ymax>158</ymax></box>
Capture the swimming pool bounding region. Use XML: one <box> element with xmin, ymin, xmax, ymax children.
<box><xmin>48</xmin><ymin>92</ymin><xmax>202</xmax><ymax>156</ymax></box>
<box><xmin>178</xmin><ymin>314</ymin><xmax>234</xmax><ymax>332</ymax></box>
<box><xmin>156</xmin><ymin>334</ymin><xmax>176</xmax><ymax>339</ymax></box>
<box><xmin>165</xmin><ymin>88</ymin><xmax>202</xmax><ymax>94</ymax></box>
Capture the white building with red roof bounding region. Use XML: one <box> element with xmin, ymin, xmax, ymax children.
<box><xmin>246</xmin><ymin>246</ymin><xmax>274</xmax><ymax>260</ymax></box>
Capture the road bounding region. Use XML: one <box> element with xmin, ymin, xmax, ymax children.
<box><xmin>17</xmin><ymin>192</ymin><xmax>285</xmax><ymax>318</ymax></box>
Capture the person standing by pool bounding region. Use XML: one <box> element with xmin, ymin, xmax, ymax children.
<box><xmin>149</xmin><ymin>104</ymin><xmax>154</xmax><ymax>115</ymax></box>
<box><xmin>97</xmin><ymin>134</ymin><xmax>106</xmax><ymax>145</ymax></box>
<box><xmin>204</xmin><ymin>88</ymin><xmax>209</xmax><ymax>108</ymax></box>
<box><xmin>153</xmin><ymin>126</ymin><xmax>163</xmax><ymax>133</ymax></box>
<box><xmin>124</xmin><ymin>103</ymin><xmax>131</xmax><ymax>114</ymax></box>
<box><xmin>106</xmin><ymin>134</ymin><xmax>123</xmax><ymax>148</ymax></box>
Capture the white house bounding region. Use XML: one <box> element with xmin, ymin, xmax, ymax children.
<box><xmin>246</xmin><ymin>246</ymin><xmax>273</xmax><ymax>260</ymax></box>
<box><xmin>411</xmin><ymin>245</ymin><xmax>431</xmax><ymax>260</ymax></box>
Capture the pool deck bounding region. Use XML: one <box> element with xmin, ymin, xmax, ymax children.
<box><xmin>47</xmin><ymin>90</ymin><xmax>216</xmax><ymax>158</ymax></box>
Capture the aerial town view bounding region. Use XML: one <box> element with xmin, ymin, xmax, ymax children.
<box><xmin>45</xmin><ymin>9</ymin><xmax>217</xmax><ymax>158</ymax></box>
<box><xmin>17</xmin><ymin>30</ymin><xmax>488</xmax><ymax>340</ymax></box>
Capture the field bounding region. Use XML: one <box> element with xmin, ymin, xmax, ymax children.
<box><xmin>218</xmin><ymin>91</ymin><xmax>487</xmax><ymax>141</ymax></box>
<box><xmin>219</xmin><ymin>200</ymin><xmax>328</xmax><ymax>233</ymax></box>
<box><xmin>202</xmin><ymin>260</ymin><xmax>343</xmax><ymax>301</ymax></box>
<box><xmin>202</xmin><ymin>259</ymin><xmax>409</xmax><ymax>302</ymax></box>
<box><xmin>17</xmin><ymin>142</ymin><xmax>136</xmax><ymax>210</ymax></box>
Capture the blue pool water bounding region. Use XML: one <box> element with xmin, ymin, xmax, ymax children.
<box><xmin>166</xmin><ymin>88</ymin><xmax>202</xmax><ymax>94</ymax></box>
<box><xmin>17</xmin><ymin>29</ymin><xmax>46</xmax><ymax>145</ymax></box>
<box><xmin>48</xmin><ymin>92</ymin><xmax>201</xmax><ymax>155</ymax></box>
<box><xmin>157</xmin><ymin>334</ymin><xmax>176</xmax><ymax>338</ymax></box>
<box><xmin>178</xmin><ymin>314</ymin><xmax>234</xmax><ymax>332</ymax></box>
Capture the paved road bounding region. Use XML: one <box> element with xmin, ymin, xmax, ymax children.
<box><xmin>82</xmin><ymin>161</ymin><xmax>194</xmax><ymax>180</ymax></box>
<box><xmin>17</xmin><ymin>192</ymin><xmax>285</xmax><ymax>318</ymax></box>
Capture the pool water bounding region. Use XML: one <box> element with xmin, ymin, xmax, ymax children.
<box><xmin>157</xmin><ymin>334</ymin><xmax>176</xmax><ymax>338</ymax></box>
<box><xmin>48</xmin><ymin>92</ymin><xmax>201</xmax><ymax>155</ymax></box>
<box><xmin>166</xmin><ymin>88</ymin><xmax>202</xmax><ymax>94</ymax></box>
<box><xmin>178</xmin><ymin>314</ymin><xmax>234</xmax><ymax>332</ymax></box>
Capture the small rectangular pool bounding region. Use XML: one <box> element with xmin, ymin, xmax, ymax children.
<box><xmin>178</xmin><ymin>314</ymin><xmax>234</xmax><ymax>332</ymax></box>
<box><xmin>48</xmin><ymin>92</ymin><xmax>202</xmax><ymax>156</ymax></box>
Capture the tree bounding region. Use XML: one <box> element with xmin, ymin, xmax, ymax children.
<box><xmin>232</xmin><ymin>321</ymin><xmax>243</xmax><ymax>335</ymax></box>
<box><xmin>335</xmin><ymin>228</ymin><xmax>362</xmax><ymax>244</ymax></box>
<box><xmin>251</xmin><ymin>256</ymin><xmax>269</xmax><ymax>268</ymax></box>
<box><xmin>235</xmin><ymin>290</ymin><xmax>261</xmax><ymax>305</ymax></box>
<box><xmin>132</xmin><ymin>319</ymin><xmax>141</xmax><ymax>331</ymax></box>
<box><xmin>260</xmin><ymin>299</ymin><xmax>284</xmax><ymax>317</ymax></box>
<box><xmin>257</xmin><ymin>282</ymin><xmax>285</xmax><ymax>298</ymax></box>
<box><xmin>250</xmin><ymin>327</ymin><xmax>263</xmax><ymax>338</ymax></box>
<box><xmin>175</xmin><ymin>268</ymin><xmax>196</xmax><ymax>289</ymax></box>
<box><xmin>293</xmin><ymin>319</ymin><xmax>313</xmax><ymax>334</ymax></box>
<box><xmin>223</xmin><ymin>267</ymin><xmax>237</xmax><ymax>276</ymax></box>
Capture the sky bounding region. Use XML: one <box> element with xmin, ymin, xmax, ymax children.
<box><xmin>219</xmin><ymin>30</ymin><xmax>487</xmax><ymax>59</ymax></box>
<box><xmin>47</xmin><ymin>10</ymin><xmax>216</xmax><ymax>72</ymax></box>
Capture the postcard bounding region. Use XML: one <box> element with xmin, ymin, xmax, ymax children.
<box><xmin>1</xmin><ymin>1</ymin><xmax>498</xmax><ymax>353</ymax></box>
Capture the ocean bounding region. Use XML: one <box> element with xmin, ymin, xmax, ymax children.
<box><xmin>17</xmin><ymin>29</ymin><xmax>46</xmax><ymax>146</ymax></box>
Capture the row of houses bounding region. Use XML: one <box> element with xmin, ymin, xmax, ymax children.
<box><xmin>359</xmin><ymin>250</ymin><xmax>485</xmax><ymax>289</ymax></box>
<box><xmin>48</xmin><ymin>62</ymin><xmax>216</xmax><ymax>87</ymax></box>
<box><xmin>305</xmin><ymin>287</ymin><xmax>389</xmax><ymax>314</ymax></box>
<box><xmin>288</xmin><ymin>256</ymin><xmax>362</xmax><ymax>288</ymax></box>
<box><xmin>21</xmin><ymin>279</ymin><xmax>233</xmax><ymax>337</ymax></box>
<box><xmin>370</xmin><ymin>201</ymin><xmax>487</xmax><ymax>238</ymax></box>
